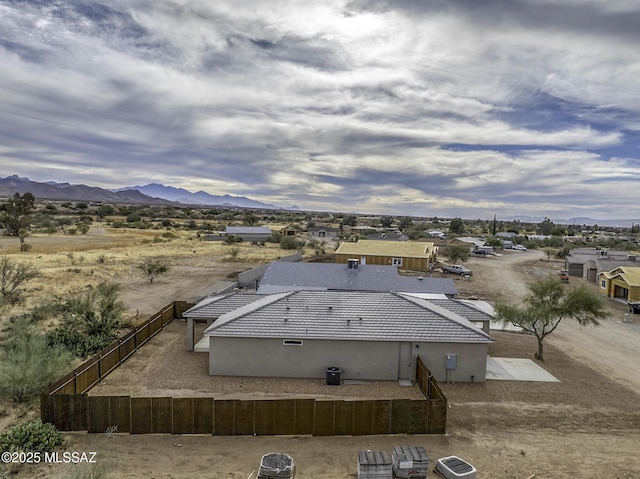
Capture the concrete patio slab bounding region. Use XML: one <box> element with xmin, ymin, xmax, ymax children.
<box><xmin>194</xmin><ymin>336</ymin><xmax>208</xmax><ymax>352</ymax></box>
<box><xmin>486</xmin><ymin>356</ymin><xmax>560</xmax><ymax>382</ymax></box>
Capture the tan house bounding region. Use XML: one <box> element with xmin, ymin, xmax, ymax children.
<box><xmin>598</xmin><ymin>266</ymin><xmax>640</xmax><ymax>302</ymax></box>
<box><xmin>335</xmin><ymin>240</ymin><xmax>438</xmax><ymax>271</ymax></box>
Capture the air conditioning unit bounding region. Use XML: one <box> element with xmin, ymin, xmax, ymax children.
<box><xmin>434</xmin><ymin>456</ymin><xmax>477</xmax><ymax>479</ymax></box>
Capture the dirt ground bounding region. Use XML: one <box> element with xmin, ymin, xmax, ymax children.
<box><xmin>6</xmin><ymin>241</ymin><xmax>640</xmax><ymax>478</ymax></box>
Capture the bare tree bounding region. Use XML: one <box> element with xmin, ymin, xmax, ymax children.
<box><xmin>0</xmin><ymin>256</ymin><xmax>40</xmax><ymax>305</ymax></box>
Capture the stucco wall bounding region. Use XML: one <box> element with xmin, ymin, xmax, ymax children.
<box><xmin>414</xmin><ymin>342</ymin><xmax>489</xmax><ymax>383</ymax></box>
<box><xmin>208</xmin><ymin>337</ymin><xmax>489</xmax><ymax>382</ymax></box>
<box><xmin>209</xmin><ymin>337</ymin><xmax>399</xmax><ymax>380</ymax></box>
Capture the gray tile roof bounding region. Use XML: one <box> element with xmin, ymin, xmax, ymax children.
<box><xmin>203</xmin><ymin>291</ymin><xmax>493</xmax><ymax>343</ymax></box>
<box><xmin>256</xmin><ymin>262</ymin><xmax>457</xmax><ymax>296</ymax></box>
<box><xmin>183</xmin><ymin>293</ymin><xmax>262</xmax><ymax>318</ymax></box>
<box><xmin>225</xmin><ymin>226</ymin><xmax>272</xmax><ymax>234</ymax></box>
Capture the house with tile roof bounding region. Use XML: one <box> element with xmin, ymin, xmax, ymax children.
<box><xmin>224</xmin><ymin>226</ymin><xmax>272</xmax><ymax>242</ymax></box>
<box><xmin>597</xmin><ymin>266</ymin><xmax>640</xmax><ymax>302</ymax></box>
<box><xmin>255</xmin><ymin>262</ymin><xmax>457</xmax><ymax>297</ymax></box>
<box><xmin>184</xmin><ymin>290</ymin><xmax>493</xmax><ymax>383</ymax></box>
<box><xmin>335</xmin><ymin>240</ymin><xmax>438</xmax><ymax>271</ymax></box>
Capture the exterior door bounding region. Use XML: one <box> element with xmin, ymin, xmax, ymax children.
<box><xmin>398</xmin><ymin>342</ymin><xmax>412</xmax><ymax>380</ymax></box>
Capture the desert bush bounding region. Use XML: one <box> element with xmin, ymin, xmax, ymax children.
<box><xmin>0</xmin><ymin>420</ymin><xmax>64</xmax><ymax>453</ymax></box>
<box><xmin>280</xmin><ymin>236</ymin><xmax>302</xmax><ymax>250</ymax></box>
<box><xmin>137</xmin><ymin>258</ymin><xmax>171</xmax><ymax>283</ymax></box>
<box><xmin>48</xmin><ymin>325</ymin><xmax>113</xmax><ymax>357</ymax></box>
<box><xmin>0</xmin><ymin>318</ymin><xmax>73</xmax><ymax>402</ymax></box>
<box><xmin>0</xmin><ymin>256</ymin><xmax>40</xmax><ymax>306</ymax></box>
<box><xmin>71</xmin><ymin>463</ymin><xmax>108</xmax><ymax>479</ymax></box>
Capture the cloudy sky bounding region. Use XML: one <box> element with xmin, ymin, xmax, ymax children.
<box><xmin>1</xmin><ymin>0</ymin><xmax>639</xmax><ymax>220</ymax></box>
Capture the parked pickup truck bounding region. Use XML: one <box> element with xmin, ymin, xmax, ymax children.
<box><xmin>441</xmin><ymin>264</ymin><xmax>472</xmax><ymax>276</ymax></box>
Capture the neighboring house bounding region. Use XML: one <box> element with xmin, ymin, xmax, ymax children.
<box><xmin>598</xmin><ymin>266</ymin><xmax>640</xmax><ymax>302</ymax></box>
<box><xmin>185</xmin><ymin>290</ymin><xmax>493</xmax><ymax>383</ymax></box>
<box><xmin>308</xmin><ymin>226</ymin><xmax>340</xmax><ymax>238</ymax></box>
<box><xmin>496</xmin><ymin>232</ymin><xmax>518</xmax><ymax>238</ymax></box>
<box><xmin>255</xmin><ymin>261</ymin><xmax>457</xmax><ymax>297</ymax></box>
<box><xmin>335</xmin><ymin>240</ymin><xmax>438</xmax><ymax>271</ymax></box>
<box><xmin>280</xmin><ymin>227</ymin><xmax>297</xmax><ymax>237</ymax></box>
<box><xmin>566</xmin><ymin>248</ymin><xmax>636</xmax><ymax>281</ymax></box>
<box><xmin>224</xmin><ymin>226</ymin><xmax>272</xmax><ymax>242</ymax></box>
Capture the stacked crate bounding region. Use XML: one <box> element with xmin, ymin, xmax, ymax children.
<box><xmin>357</xmin><ymin>450</ymin><xmax>393</xmax><ymax>479</ymax></box>
<box><xmin>392</xmin><ymin>446</ymin><xmax>429</xmax><ymax>479</ymax></box>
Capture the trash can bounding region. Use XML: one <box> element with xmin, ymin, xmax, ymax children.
<box><xmin>326</xmin><ymin>367</ymin><xmax>341</xmax><ymax>386</ymax></box>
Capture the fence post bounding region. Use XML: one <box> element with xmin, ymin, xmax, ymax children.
<box><xmin>74</xmin><ymin>372</ymin><xmax>78</xmax><ymax>394</ymax></box>
<box><xmin>98</xmin><ymin>354</ymin><xmax>102</xmax><ymax>383</ymax></box>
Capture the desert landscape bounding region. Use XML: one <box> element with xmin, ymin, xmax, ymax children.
<box><xmin>2</xmin><ymin>230</ymin><xmax>640</xmax><ymax>478</ymax></box>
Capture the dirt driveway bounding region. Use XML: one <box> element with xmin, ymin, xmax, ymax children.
<box><xmin>13</xmin><ymin>248</ymin><xmax>640</xmax><ymax>479</ymax></box>
<box><xmin>454</xmin><ymin>249</ymin><xmax>640</xmax><ymax>395</ymax></box>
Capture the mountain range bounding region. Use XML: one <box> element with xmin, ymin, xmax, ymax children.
<box><xmin>0</xmin><ymin>175</ymin><xmax>634</xmax><ymax>226</ymax></box>
<box><xmin>0</xmin><ymin>176</ymin><xmax>298</xmax><ymax>210</ymax></box>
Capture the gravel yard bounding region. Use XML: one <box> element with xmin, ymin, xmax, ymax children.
<box><xmin>89</xmin><ymin>320</ymin><xmax>425</xmax><ymax>400</ymax></box>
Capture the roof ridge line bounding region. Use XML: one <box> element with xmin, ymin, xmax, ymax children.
<box><xmin>204</xmin><ymin>291</ymin><xmax>296</xmax><ymax>333</ymax></box>
<box><xmin>397</xmin><ymin>293</ymin><xmax>493</xmax><ymax>340</ymax></box>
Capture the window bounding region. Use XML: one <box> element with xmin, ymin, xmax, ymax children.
<box><xmin>601</xmin><ymin>280</ymin><xmax>606</xmax><ymax>289</ymax></box>
<box><xmin>283</xmin><ymin>339</ymin><xmax>303</xmax><ymax>346</ymax></box>
<box><xmin>392</xmin><ymin>257</ymin><xmax>403</xmax><ymax>266</ymax></box>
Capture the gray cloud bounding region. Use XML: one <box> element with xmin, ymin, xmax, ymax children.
<box><xmin>0</xmin><ymin>0</ymin><xmax>638</xmax><ymax>220</ymax></box>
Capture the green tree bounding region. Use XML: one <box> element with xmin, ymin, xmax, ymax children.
<box><xmin>0</xmin><ymin>192</ymin><xmax>35</xmax><ymax>236</ymax></box>
<box><xmin>96</xmin><ymin>204</ymin><xmax>115</xmax><ymax>218</ymax></box>
<box><xmin>539</xmin><ymin>217</ymin><xmax>554</xmax><ymax>235</ymax></box>
<box><xmin>485</xmin><ymin>237</ymin><xmax>503</xmax><ymax>249</ymax></box>
<box><xmin>398</xmin><ymin>216</ymin><xmax>413</xmax><ymax>231</ymax></box>
<box><xmin>137</xmin><ymin>258</ymin><xmax>171</xmax><ymax>283</ymax></box>
<box><xmin>449</xmin><ymin>217</ymin><xmax>465</xmax><ymax>235</ymax></box>
<box><xmin>244</xmin><ymin>212</ymin><xmax>257</xmax><ymax>226</ymax></box>
<box><xmin>494</xmin><ymin>277</ymin><xmax>605</xmax><ymax>361</ymax></box>
<box><xmin>342</xmin><ymin>215</ymin><xmax>357</xmax><ymax>227</ymax></box>
<box><xmin>381</xmin><ymin>216</ymin><xmax>393</xmax><ymax>228</ymax></box>
<box><xmin>542</xmin><ymin>247</ymin><xmax>556</xmax><ymax>262</ymax></box>
<box><xmin>446</xmin><ymin>244</ymin><xmax>470</xmax><ymax>264</ymax></box>
<box><xmin>0</xmin><ymin>256</ymin><xmax>39</xmax><ymax>306</ymax></box>
<box><xmin>0</xmin><ymin>317</ymin><xmax>73</xmax><ymax>402</ymax></box>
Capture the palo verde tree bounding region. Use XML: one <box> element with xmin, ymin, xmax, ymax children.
<box><xmin>0</xmin><ymin>316</ymin><xmax>73</xmax><ymax>403</ymax></box>
<box><xmin>1</xmin><ymin>192</ymin><xmax>35</xmax><ymax>250</ymax></box>
<box><xmin>494</xmin><ymin>276</ymin><xmax>606</xmax><ymax>361</ymax></box>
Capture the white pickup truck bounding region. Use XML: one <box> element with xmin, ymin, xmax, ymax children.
<box><xmin>441</xmin><ymin>264</ymin><xmax>472</xmax><ymax>276</ymax></box>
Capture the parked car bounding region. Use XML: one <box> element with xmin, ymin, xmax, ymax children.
<box><xmin>442</xmin><ymin>264</ymin><xmax>472</xmax><ymax>276</ymax></box>
<box><xmin>512</xmin><ymin>244</ymin><xmax>527</xmax><ymax>251</ymax></box>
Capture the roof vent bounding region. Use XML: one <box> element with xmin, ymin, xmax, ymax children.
<box><xmin>418</xmin><ymin>276</ymin><xmax>424</xmax><ymax>280</ymax></box>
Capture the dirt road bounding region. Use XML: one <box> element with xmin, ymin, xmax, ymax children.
<box><xmin>455</xmin><ymin>249</ymin><xmax>640</xmax><ymax>395</ymax></box>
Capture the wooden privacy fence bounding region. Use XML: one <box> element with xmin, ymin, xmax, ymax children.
<box><xmin>42</xmin><ymin>301</ymin><xmax>447</xmax><ymax>435</ymax></box>
<box><xmin>42</xmin><ymin>301</ymin><xmax>193</xmax><ymax>396</ymax></box>
<box><xmin>42</xmin><ymin>396</ymin><xmax>446</xmax><ymax>435</ymax></box>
